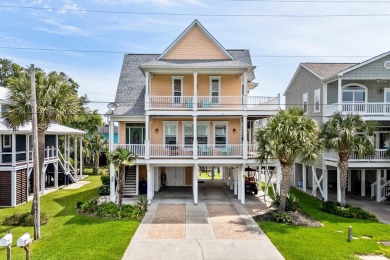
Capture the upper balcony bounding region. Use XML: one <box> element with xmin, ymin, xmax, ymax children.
<box><xmin>147</xmin><ymin>95</ymin><xmax>279</xmax><ymax>112</ymax></box>
<box><xmin>324</xmin><ymin>103</ymin><xmax>390</xmax><ymax>118</ymax></box>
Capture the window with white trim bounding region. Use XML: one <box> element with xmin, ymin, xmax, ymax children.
<box><xmin>303</xmin><ymin>93</ymin><xmax>308</xmax><ymax>114</ymax></box>
<box><xmin>183</xmin><ymin>122</ymin><xmax>209</xmax><ymax>148</ymax></box>
<box><xmin>342</xmin><ymin>85</ymin><xmax>366</xmax><ymax>103</ymax></box>
<box><xmin>172</xmin><ymin>76</ymin><xmax>183</xmax><ymax>104</ymax></box>
<box><xmin>314</xmin><ymin>88</ymin><xmax>320</xmax><ymax>112</ymax></box>
<box><xmin>214</xmin><ymin>122</ymin><xmax>227</xmax><ymax>148</ymax></box>
<box><xmin>210</xmin><ymin>76</ymin><xmax>221</xmax><ymax>104</ymax></box>
<box><xmin>3</xmin><ymin>135</ymin><xmax>11</xmax><ymax>148</ymax></box>
<box><xmin>163</xmin><ymin>122</ymin><xmax>178</xmax><ymax>145</ymax></box>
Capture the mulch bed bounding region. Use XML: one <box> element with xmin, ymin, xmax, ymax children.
<box><xmin>253</xmin><ymin>208</ymin><xmax>323</xmax><ymax>227</ymax></box>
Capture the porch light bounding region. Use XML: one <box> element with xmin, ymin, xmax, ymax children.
<box><xmin>155</xmin><ymin>128</ymin><xmax>159</xmax><ymax>134</ymax></box>
<box><xmin>107</xmin><ymin>103</ymin><xmax>118</xmax><ymax>114</ymax></box>
<box><xmin>233</xmin><ymin>128</ymin><xmax>236</xmax><ymax>134</ymax></box>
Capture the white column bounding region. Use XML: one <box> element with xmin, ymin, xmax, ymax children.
<box><xmin>229</xmin><ymin>167</ymin><xmax>234</xmax><ymax>190</ymax></box>
<box><xmin>109</xmin><ymin>119</ymin><xmax>116</xmax><ymax>202</ymax></box>
<box><xmin>312</xmin><ymin>167</ymin><xmax>317</xmax><ymax>197</ymax></box>
<box><xmin>243</xmin><ymin>72</ymin><xmax>248</xmax><ymax>110</ymax></box>
<box><xmin>241</xmin><ymin>165</ymin><xmax>245</xmax><ymax>204</ymax></box>
<box><xmin>79</xmin><ymin>137</ymin><xmax>83</xmax><ymax>179</ymax></box>
<box><xmin>323</xmin><ymin>168</ymin><xmax>328</xmax><ymax>201</ymax></box>
<box><xmin>193</xmin><ymin>72</ymin><xmax>198</xmax><ymax>111</ymax></box>
<box><xmin>145</xmin><ymin>115</ymin><xmax>150</xmax><ymax>159</ymax></box>
<box><xmin>193</xmin><ymin>116</ymin><xmax>198</xmax><ymax>159</ymax></box>
<box><xmin>243</xmin><ymin>115</ymin><xmax>248</xmax><ymax>159</ymax></box>
<box><xmin>323</xmin><ymin>83</ymin><xmax>328</xmax><ymax>124</ymax></box>
<box><xmin>276</xmin><ymin>165</ymin><xmax>281</xmax><ymax>195</ymax></box>
<box><xmin>145</xmin><ymin>72</ymin><xmax>150</xmax><ymax>111</ymax></box>
<box><xmin>264</xmin><ymin>167</ymin><xmax>269</xmax><ymax>196</ymax></box>
<box><xmin>74</xmin><ymin>136</ymin><xmax>78</xmax><ymax>181</ymax></box>
<box><xmin>54</xmin><ymin>162</ymin><xmax>58</xmax><ymax>189</ymax></box>
<box><xmin>154</xmin><ymin>167</ymin><xmax>159</xmax><ymax>192</ymax></box>
<box><xmin>193</xmin><ymin>164</ymin><xmax>198</xmax><ymax>204</ymax></box>
<box><xmin>376</xmin><ymin>169</ymin><xmax>382</xmax><ymax>202</ymax></box>
<box><xmin>347</xmin><ymin>170</ymin><xmax>352</xmax><ymax>192</ymax></box>
<box><xmin>337</xmin><ymin>168</ymin><xmax>341</xmax><ymax>203</ymax></box>
<box><xmin>11</xmin><ymin>133</ymin><xmax>16</xmax><ymax>166</ymax></box>
<box><xmin>237</xmin><ymin>167</ymin><xmax>241</xmax><ymax>199</ymax></box>
<box><xmin>147</xmin><ymin>164</ymin><xmax>152</xmax><ymax>203</ymax></box>
<box><xmin>384</xmin><ymin>169</ymin><xmax>387</xmax><ymax>181</ymax></box>
<box><xmin>337</xmin><ymin>77</ymin><xmax>342</xmax><ymax>111</ymax></box>
<box><xmin>11</xmin><ymin>170</ymin><xmax>16</xmax><ymax>206</ymax></box>
<box><xmin>151</xmin><ymin>166</ymin><xmax>154</xmax><ymax>199</ymax></box>
<box><xmin>302</xmin><ymin>164</ymin><xmax>307</xmax><ymax>192</ymax></box>
<box><xmin>361</xmin><ymin>169</ymin><xmax>366</xmax><ymax>197</ymax></box>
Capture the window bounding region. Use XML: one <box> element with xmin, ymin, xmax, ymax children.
<box><xmin>3</xmin><ymin>135</ymin><xmax>11</xmax><ymax>148</ymax></box>
<box><xmin>342</xmin><ymin>85</ymin><xmax>366</xmax><ymax>103</ymax></box>
<box><xmin>183</xmin><ymin>122</ymin><xmax>209</xmax><ymax>148</ymax></box>
<box><xmin>214</xmin><ymin>122</ymin><xmax>227</xmax><ymax>148</ymax></box>
<box><xmin>163</xmin><ymin>122</ymin><xmax>178</xmax><ymax>145</ymax></box>
<box><xmin>210</xmin><ymin>76</ymin><xmax>221</xmax><ymax>104</ymax></box>
<box><xmin>172</xmin><ymin>76</ymin><xmax>183</xmax><ymax>104</ymax></box>
<box><xmin>303</xmin><ymin>93</ymin><xmax>308</xmax><ymax>114</ymax></box>
<box><xmin>314</xmin><ymin>89</ymin><xmax>320</xmax><ymax>112</ymax></box>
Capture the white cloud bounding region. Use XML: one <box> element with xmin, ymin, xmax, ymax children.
<box><xmin>35</xmin><ymin>18</ymin><xmax>89</xmax><ymax>36</ymax></box>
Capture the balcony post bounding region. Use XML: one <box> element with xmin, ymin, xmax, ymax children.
<box><xmin>11</xmin><ymin>133</ymin><xmax>16</xmax><ymax>166</ymax></box>
<box><xmin>109</xmin><ymin>118</ymin><xmax>116</xmax><ymax>202</ymax></box>
<box><xmin>145</xmin><ymin>72</ymin><xmax>150</xmax><ymax>111</ymax></box>
<box><xmin>243</xmin><ymin>115</ymin><xmax>248</xmax><ymax>159</ymax></box>
<box><xmin>337</xmin><ymin>168</ymin><xmax>341</xmax><ymax>203</ymax></box>
<box><xmin>243</xmin><ymin>72</ymin><xmax>248</xmax><ymax>111</ymax></box>
<box><xmin>193</xmin><ymin>72</ymin><xmax>198</xmax><ymax>111</ymax></box>
<box><xmin>361</xmin><ymin>169</ymin><xmax>366</xmax><ymax>197</ymax></box>
<box><xmin>145</xmin><ymin>115</ymin><xmax>150</xmax><ymax>159</ymax></box>
<box><xmin>193</xmin><ymin>116</ymin><xmax>198</xmax><ymax>159</ymax></box>
<box><xmin>337</xmin><ymin>77</ymin><xmax>342</xmax><ymax>112</ymax></box>
<box><xmin>193</xmin><ymin>164</ymin><xmax>198</xmax><ymax>204</ymax></box>
<box><xmin>376</xmin><ymin>169</ymin><xmax>382</xmax><ymax>202</ymax></box>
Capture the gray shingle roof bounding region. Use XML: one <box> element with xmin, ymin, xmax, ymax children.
<box><xmin>111</xmin><ymin>50</ymin><xmax>255</xmax><ymax>117</ymax></box>
<box><xmin>301</xmin><ymin>63</ymin><xmax>357</xmax><ymax>79</ymax></box>
<box><xmin>0</xmin><ymin>121</ymin><xmax>85</xmax><ymax>134</ymax></box>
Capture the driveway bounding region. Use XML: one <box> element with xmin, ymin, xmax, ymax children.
<box><xmin>122</xmin><ymin>202</ymin><xmax>284</xmax><ymax>260</ymax></box>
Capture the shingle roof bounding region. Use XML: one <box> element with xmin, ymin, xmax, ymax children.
<box><xmin>301</xmin><ymin>63</ymin><xmax>357</xmax><ymax>79</ymax></box>
<box><xmin>111</xmin><ymin>50</ymin><xmax>255</xmax><ymax>117</ymax></box>
<box><xmin>0</xmin><ymin>121</ymin><xmax>86</xmax><ymax>134</ymax></box>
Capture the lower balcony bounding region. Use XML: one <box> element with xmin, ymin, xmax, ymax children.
<box><xmin>325</xmin><ymin>149</ymin><xmax>389</xmax><ymax>162</ymax></box>
<box><xmin>324</xmin><ymin>103</ymin><xmax>390</xmax><ymax>117</ymax></box>
<box><xmin>113</xmin><ymin>144</ymin><xmax>259</xmax><ymax>159</ymax></box>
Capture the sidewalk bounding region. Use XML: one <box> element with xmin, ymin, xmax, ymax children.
<box><xmin>122</xmin><ymin>203</ymin><xmax>284</xmax><ymax>260</ymax></box>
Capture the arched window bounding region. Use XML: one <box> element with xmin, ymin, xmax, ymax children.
<box><xmin>342</xmin><ymin>84</ymin><xmax>367</xmax><ymax>103</ymax></box>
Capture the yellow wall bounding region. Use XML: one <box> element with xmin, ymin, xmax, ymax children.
<box><xmin>164</xmin><ymin>25</ymin><xmax>228</xmax><ymax>60</ymax></box>
<box><xmin>118</xmin><ymin>122</ymin><xmax>126</xmax><ymax>144</ymax></box>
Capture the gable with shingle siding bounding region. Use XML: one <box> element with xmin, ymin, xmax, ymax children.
<box><xmin>342</xmin><ymin>55</ymin><xmax>390</xmax><ymax>80</ymax></box>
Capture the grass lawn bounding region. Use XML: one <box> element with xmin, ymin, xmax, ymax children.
<box><xmin>199</xmin><ymin>172</ymin><xmax>221</xmax><ymax>179</ymax></box>
<box><xmin>0</xmin><ymin>176</ymin><xmax>140</xmax><ymax>260</ymax></box>
<box><xmin>259</xmin><ymin>188</ymin><xmax>390</xmax><ymax>260</ymax></box>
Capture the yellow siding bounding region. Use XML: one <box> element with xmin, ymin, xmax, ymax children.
<box><xmin>151</xmin><ymin>74</ymin><xmax>193</xmax><ymax>97</ymax></box>
<box><xmin>164</xmin><ymin>25</ymin><xmax>228</xmax><ymax>60</ymax></box>
<box><xmin>118</xmin><ymin>122</ymin><xmax>126</xmax><ymax>144</ymax></box>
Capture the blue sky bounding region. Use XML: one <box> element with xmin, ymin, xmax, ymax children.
<box><xmin>1</xmin><ymin>0</ymin><xmax>390</xmax><ymax>119</ymax></box>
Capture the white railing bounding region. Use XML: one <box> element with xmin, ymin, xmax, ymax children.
<box><xmin>113</xmin><ymin>144</ymin><xmax>145</xmax><ymax>157</ymax></box>
<box><xmin>0</xmin><ymin>147</ymin><xmax>57</xmax><ymax>166</ymax></box>
<box><xmin>150</xmin><ymin>144</ymin><xmax>193</xmax><ymax>158</ymax></box>
<box><xmin>197</xmin><ymin>144</ymin><xmax>242</xmax><ymax>157</ymax></box>
<box><xmin>248</xmin><ymin>144</ymin><xmax>258</xmax><ymax>158</ymax></box>
<box><xmin>324</xmin><ymin>103</ymin><xmax>390</xmax><ymax>116</ymax></box>
<box><xmin>325</xmin><ymin>149</ymin><xmax>389</xmax><ymax>162</ymax></box>
<box><xmin>148</xmin><ymin>95</ymin><xmax>279</xmax><ymax>111</ymax></box>
<box><xmin>370</xmin><ymin>178</ymin><xmax>390</xmax><ymax>201</ymax></box>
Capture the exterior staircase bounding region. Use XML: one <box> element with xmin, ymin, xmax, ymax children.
<box><xmin>371</xmin><ymin>178</ymin><xmax>390</xmax><ymax>202</ymax></box>
<box><xmin>124</xmin><ymin>166</ymin><xmax>137</xmax><ymax>197</ymax></box>
<box><xmin>385</xmin><ymin>186</ymin><xmax>390</xmax><ymax>201</ymax></box>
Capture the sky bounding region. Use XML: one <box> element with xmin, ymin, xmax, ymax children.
<box><xmin>1</xmin><ymin>0</ymin><xmax>390</xmax><ymax>121</ymax></box>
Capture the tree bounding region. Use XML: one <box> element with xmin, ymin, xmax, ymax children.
<box><xmin>0</xmin><ymin>58</ymin><xmax>22</xmax><ymax>86</ymax></box>
<box><xmin>3</xmin><ymin>68</ymin><xmax>81</xmax><ymax>238</ymax></box>
<box><xmin>85</xmin><ymin>133</ymin><xmax>108</xmax><ymax>175</ymax></box>
<box><xmin>108</xmin><ymin>148</ymin><xmax>136</xmax><ymax>209</ymax></box>
<box><xmin>256</xmin><ymin>108</ymin><xmax>323</xmax><ymax>212</ymax></box>
<box><xmin>322</xmin><ymin>113</ymin><xmax>376</xmax><ymax>206</ymax></box>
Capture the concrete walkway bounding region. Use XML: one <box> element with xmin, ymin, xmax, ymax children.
<box><xmin>123</xmin><ymin>203</ymin><xmax>284</xmax><ymax>260</ymax></box>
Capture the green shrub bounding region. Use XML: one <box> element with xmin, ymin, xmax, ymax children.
<box><xmin>96</xmin><ymin>202</ymin><xmax>119</xmax><ymax>218</ymax></box>
<box><xmin>3</xmin><ymin>212</ymin><xmax>48</xmax><ymax>226</ymax></box>
<box><xmin>272</xmin><ymin>193</ymin><xmax>299</xmax><ymax>211</ymax></box>
<box><xmin>80</xmin><ymin>198</ymin><xmax>98</xmax><ymax>214</ymax></box>
<box><xmin>136</xmin><ymin>196</ymin><xmax>148</xmax><ymax>213</ymax></box>
<box><xmin>274</xmin><ymin>212</ymin><xmax>292</xmax><ymax>224</ymax></box>
<box><xmin>100</xmin><ymin>175</ymin><xmax>110</xmax><ymax>185</ymax></box>
<box><xmin>76</xmin><ymin>201</ymin><xmax>84</xmax><ymax>209</ymax></box>
<box><xmin>98</xmin><ymin>185</ymin><xmax>110</xmax><ymax>196</ymax></box>
<box><xmin>320</xmin><ymin>201</ymin><xmax>377</xmax><ymax>221</ymax></box>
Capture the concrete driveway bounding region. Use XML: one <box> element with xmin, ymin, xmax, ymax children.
<box><xmin>122</xmin><ymin>202</ymin><xmax>284</xmax><ymax>260</ymax></box>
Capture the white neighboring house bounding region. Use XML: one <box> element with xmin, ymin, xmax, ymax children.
<box><xmin>284</xmin><ymin>52</ymin><xmax>390</xmax><ymax>203</ymax></box>
<box><xmin>0</xmin><ymin>87</ymin><xmax>86</xmax><ymax>207</ymax></box>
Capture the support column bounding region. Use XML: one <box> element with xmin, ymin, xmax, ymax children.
<box><xmin>384</xmin><ymin>169</ymin><xmax>387</xmax><ymax>181</ymax></box>
<box><xmin>193</xmin><ymin>72</ymin><xmax>198</xmax><ymax>111</ymax></box>
<box><xmin>145</xmin><ymin>72</ymin><xmax>150</xmax><ymax>111</ymax></box>
<box><xmin>361</xmin><ymin>169</ymin><xmax>366</xmax><ymax>197</ymax></box>
<box><xmin>312</xmin><ymin>167</ymin><xmax>317</xmax><ymax>197</ymax></box>
<box><xmin>337</xmin><ymin>168</ymin><xmax>341</xmax><ymax>203</ymax></box>
<box><xmin>109</xmin><ymin>119</ymin><xmax>116</xmax><ymax>202</ymax></box>
<box><xmin>193</xmin><ymin>116</ymin><xmax>198</xmax><ymax>159</ymax></box>
<box><xmin>145</xmin><ymin>115</ymin><xmax>150</xmax><ymax>159</ymax></box>
<box><xmin>243</xmin><ymin>115</ymin><xmax>248</xmax><ymax>159</ymax></box>
<box><xmin>241</xmin><ymin>165</ymin><xmax>245</xmax><ymax>204</ymax></box>
<box><xmin>234</xmin><ymin>167</ymin><xmax>238</xmax><ymax>195</ymax></box>
<box><xmin>264</xmin><ymin>167</ymin><xmax>269</xmax><ymax>196</ymax></box>
<box><xmin>229</xmin><ymin>167</ymin><xmax>234</xmax><ymax>190</ymax></box>
<box><xmin>347</xmin><ymin>170</ymin><xmax>351</xmax><ymax>192</ymax></box>
<box><xmin>54</xmin><ymin>162</ymin><xmax>58</xmax><ymax>189</ymax></box>
<box><xmin>147</xmin><ymin>164</ymin><xmax>152</xmax><ymax>203</ymax></box>
<box><xmin>74</xmin><ymin>136</ymin><xmax>78</xmax><ymax>181</ymax></box>
<box><xmin>237</xmin><ymin>167</ymin><xmax>241</xmax><ymax>199</ymax></box>
<box><xmin>79</xmin><ymin>137</ymin><xmax>83</xmax><ymax>179</ymax></box>
<box><xmin>11</xmin><ymin>133</ymin><xmax>16</xmax><ymax>166</ymax></box>
<box><xmin>323</xmin><ymin>168</ymin><xmax>328</xmax><ymax>201</ymax></box>
<box><xmin>243</xmin><ymin>72</ymin><xmax>248</xmax><ymax>110</ymax></box>
<box><xmin>193</xmin><ymin>164</ymin><xmax>198</xmax><ymax>204</ymax></box>
<box><xmin>302</xmin><ymin>164</ymin><xmax>307</xmax><ymax>192</ymax></box>
<box><xmin>337</xmin><ymin>77</ymin><xmax>342</xmax><ymax>111</ymax></box>
<box><xmin>151</xmin><ymin>166</ymin><xmax>154</xmax><ymax>199</ymax></box>
<box><xmin>376</xmin><ymin>169</ymin><xmax>382</xmax><ymax>202</ymax></box>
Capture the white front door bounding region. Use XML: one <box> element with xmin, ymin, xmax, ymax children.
<box><xmin>165</xmin><ymin>167</ymin><xmax>185</xmax><ymax>186</ymax></box>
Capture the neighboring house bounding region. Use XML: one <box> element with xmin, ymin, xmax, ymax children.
<box><xmin>0</xmin><ymin>87</ymin><xmax>86</xmax><ymax>207</ymax></box>
<box><xmin>97</xmin><ymin>124</ymin><xmax>118</xmax><ymax>144</ymax></box>
<box><xmin>106</xmin><ymin>20</ymin><xmax>280</xmax><ymax>204</ymax></box>
<box><xmin>284</xmin><ymin>52</ymin><xmax>390</xmax><ymax>203</ymax></box>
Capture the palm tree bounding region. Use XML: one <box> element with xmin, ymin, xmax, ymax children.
<box><xmin>85</xmin><ymin>134</ymin><xmax>108</xmax><ymax>175</ymax></box>
<box><xmin>108</xmin><ymin>148</ymin><xmax>136</xmax><ymax>209</ymax></box>
<box><xmin>3</xmin><ymin>69</ymin><xmax>80</xmax><ymax>237</ymax></box>
<box><xmin>322</xmin><ymin>113</ymin><xmax>376</xmax><ymax>206</ymax></box>
<box><xmin>256</xmin><ymin>108</ymin><xmax>323</xmax><ymax>212</ymax></box>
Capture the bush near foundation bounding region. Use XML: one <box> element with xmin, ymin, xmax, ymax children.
<box><xmin>272</xmin><ymin>193</ymin><xmax>299</xmax><ymax>211</ymax></box>
<box><xmin>3</xmin><ymin>212</ymin><xmax>48</xmax><ymax>226</ymax></box>
<box><xmin>320</xmin><ymin>201</ymin><xmax>377</xmax><ymax>221</ymax></box>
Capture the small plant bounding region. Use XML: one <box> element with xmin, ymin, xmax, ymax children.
<box><xmin>272</xmin><ymin>193</ymin><xmax>299</xmax><ymax>211</ymax></box>
<box><xmin>98</xmin><ymin>185</ymin><xmax>110</xmax><ymax>196</ymax></box>
<box><xmin>76</xmin><ymin>201</ymin><xmax>84</xmax><ymax>209</ymax></box>
<box><xmin>96</xmin><ymin>202</ymin><xmax>119</xmax><ymax>218</ymax></box>
<box><xmin>3</xmin><ymin>212</ymin><xmax>48</xmax><ymax>226</ymax></box>
<box><xmin>137</xmin><ymin>196</ymin><xmax>148</xmax><ymax>213</ymax></box>
<box><xmin>274</xmin><ymin>212</ymin><xmax>292</xmax><ymax>224</ymax></box>
<box><xmin>100</xmin><ymin>175</ymin><xmax>110</xmax><ymax>185</ymax></box>
<box><xmin>80</xmin><ymin>198</ymin><xmax>99</xmax><ymax>214</ymax></box>
<box><xmin>320</xmin><ymin>201</ymin><xmax>377</xmax><ymax>221</ymax></box>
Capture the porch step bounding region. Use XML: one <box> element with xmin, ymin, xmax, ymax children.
<box><xmin>124</xmin><ymin>166</ymin><xmax>137</xmax><ymax>196</ymax></box>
